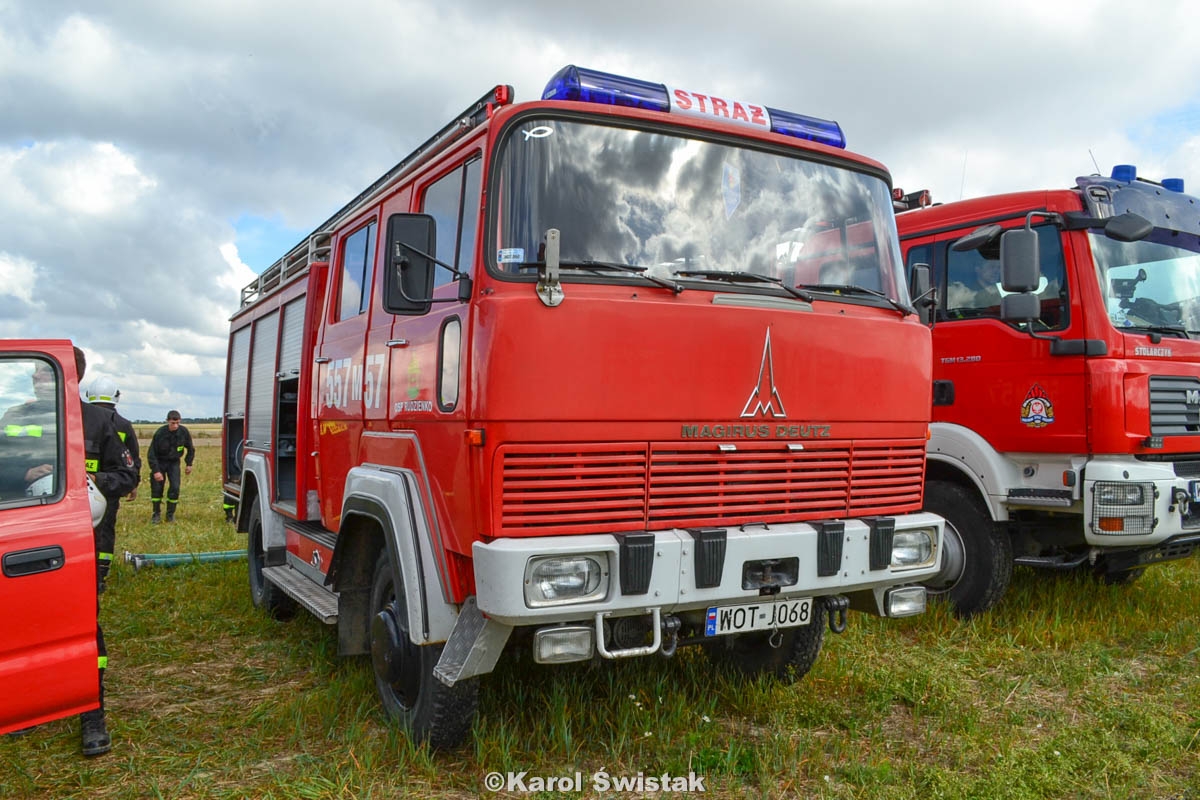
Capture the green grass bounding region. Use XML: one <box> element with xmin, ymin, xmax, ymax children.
<box><xmin>3</xmin><ymin>449</ymin><xmax>1198</xmax><ymax>798</ymax></box>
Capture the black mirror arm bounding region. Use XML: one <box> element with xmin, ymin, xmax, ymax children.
<box><xmin>395</xmin><ymin>240</ymin><xmax>468</xmax><ymax>281</ymax></box>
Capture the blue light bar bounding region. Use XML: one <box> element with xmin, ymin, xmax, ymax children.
<box><xmin>541</xmin><ymin>64</ymin><xmax>845</xmax><ymax>148</ymax></box>
<box><xmin>1163</xmin><ymin>178</ymin><xmax>1185</xmax><ymax>193</ymax></box>
<box><xmin>764</xmin><ymin>106</ymin><xmax>846</xmax><ymax>149</ymax></box>
<box><xmin>1111</xmin><ymin>164</ymin><xmax>1137</xmax><ymax>183</ymax></box>
<box><xmin>542</xmin><ymin>65</ymin><xmax>669</xmax><ymax>111</ymax></box>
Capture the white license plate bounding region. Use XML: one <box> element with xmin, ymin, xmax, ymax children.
<box><xmin>704</xmin><ymin>598</ymin><xmax>813</xmax><ymax>637</ymax></box>
<box><xmin>1190</xmin><ymin>480</ymin><xmax>1200</xmax><ymax>502</ymax></box>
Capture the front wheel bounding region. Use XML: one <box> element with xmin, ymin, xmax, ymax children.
<box><xmin>247</xmin><ymin>501</ymin><xmax>296</xmax><ymax>620</ymax></box>
<box><xmin>923</xmin><ymin>480</ymin><xmax>1013</xmax><ymax>618</ymax></box>
<box><xmin>369</xmin><ymin>551</ymin><xmax>477</xmax><ymax>749</ymax></box>
<box><xmin>703</xmin><ymin>600</ymin><xmax>827</xmax><ymax>680</ymax></box>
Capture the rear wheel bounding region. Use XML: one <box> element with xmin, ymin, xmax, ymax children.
<box><xmin>369</xmin><ymin>550</ymin><xmax>477</xmax><ymax>749</ymax></box>
<box><xmin>703</xmin><ymin>600</ymin><xmax>827</xmax><ymax>680</ymax></box>
<box><xmin>247</xmin><ymin>501</ymin><xmax>296</xmax><ymax>620</ymax></box>
<box><xmin>923</xmin><ymin>480</ymin><xmax>1013</xmax><ymax>618</ymax></box>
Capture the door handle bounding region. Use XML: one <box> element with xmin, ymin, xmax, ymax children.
<box><xmin>314</xmin><ymin>356</ymin><xmax>331</xmax><ymax>364</ymax></box>
<box><xmin>2</xmin><ymin>545</ymin><xmax>66</xmax><ymax>578</ymax></box>
<box><xmin>386</xmin><ymin>339</ymin><xmax>409</xmax><ymax>348</ymax></box>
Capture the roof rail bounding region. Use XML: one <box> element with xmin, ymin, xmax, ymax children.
<box><xmin>237</xmin><ymin>85</ymin><xmax>513</xmax><ymax>310</ymax></box>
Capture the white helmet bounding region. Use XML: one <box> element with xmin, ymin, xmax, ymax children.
<box><xmin>86</xmin><ymin>377</ymin><xmax>120</xmax><ymax>404</ymax></box>
<box><xmin>87</xmin><ymin>475</ymin><xmax>107</xmax><ymax>527</ymax></box>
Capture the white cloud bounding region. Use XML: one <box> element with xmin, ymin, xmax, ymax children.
<box><xmin>0</xmin><ymin>252</ymin><xmax>41</xmax><ymax>306</ymax></box>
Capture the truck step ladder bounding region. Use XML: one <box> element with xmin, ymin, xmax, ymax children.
<box><xmin>262</xmin><ymin>565</ymin><xmax>339</xmax><ymax>623</ymax></box>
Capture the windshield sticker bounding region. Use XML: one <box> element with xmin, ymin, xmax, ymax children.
<box><xmin>1020</xmin><ymin>384</ymin><xmax>1055</xmax><ymax>428</ymax></box>
<box><xmin>521</xmin><ymin>125</ymin><xmax>554</xmax><ymax>141</ymax></box>
<box><xmin>497</xmin><ymin>247</ymin><xmax>525</xmax><ymax>264</ymax></box>
<box><xmin>723</xmin><ymin>162</ymin><xmax>741</xmax><ymax>219</ymax></box>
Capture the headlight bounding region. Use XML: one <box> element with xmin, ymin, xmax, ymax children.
<box><xmin>891</xmin><ymin>528</ymin><xmax>935</xmax><ymax>569</ymax></box>
<box><xmin>524</xmin><ymin>555</ymin><xmax>608</xmax><ymax>607</ymax></box>
<box><xmin>1095</xmin><ymin>482</ymin><xmax>1145</xmax><ymax>506</ymax></box>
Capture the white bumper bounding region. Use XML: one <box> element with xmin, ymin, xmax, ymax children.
<box><xmin>1084</xmin><ymin>457</ymin><xmax>1200</xmax><ymax>546</ymax></box>
<box><xmin>472</xmin><ymin>513</ymin><xmax>943</xmax><ymax>626</ymax></box>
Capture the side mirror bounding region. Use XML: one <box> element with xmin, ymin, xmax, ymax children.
<box><xmin>951</xmin><ymin>224</ymin><xmax>1003</xmax><ymax>252</ymax></box>
<box><xmin>1104</xmin><ymin>212</ymin><xmax>1153</xmax><ymax>243</ymax></box>
<box><xmin>383</xmin><ymin>214</ymin><xmax>437</xmax><ymax>315</ymax></box>
<box><xmin>909</xmin><ymin>263</ymin><xmax>935</xmax><ymax>325</ymax></box>
<box><xmin>999</xmin><ymin>228</ymin><xmax>1040</xmax><ymax>292</ymax></box>
<box><xmin>1001</xmin><ymin>292</ymin><xmax>1040</xmax><ymax>322</ymax></box>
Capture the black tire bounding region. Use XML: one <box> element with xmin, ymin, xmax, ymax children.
<box><xmin>369</xmin><ymin>551</ymin><xmax>478</xmax><ymax>749</ymax></box>
<box><xmin>703</xmin><ymin>599</ymin><xmax>826</xmax><ymax>680</ymax></box>
<box><xmin>923</xmin><ymin>480</ymin><xmax>1013</xmax><ymax>618</ymax></box>
<box><xmin>247</xmin><ymin>501</ymin><xmax>297</xmax><ymax>620</ymax></box>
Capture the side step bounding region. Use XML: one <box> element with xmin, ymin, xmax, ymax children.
<box><xmin>262</xmin><ymin>565</ymin><xmax>339</xmax><ymax>623</ymax></box>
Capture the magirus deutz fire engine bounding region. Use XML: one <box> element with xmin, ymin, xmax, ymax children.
<box><xmin>223</xmin><ymin>65</ymin><xmax>944</xmax><ymax>747</ymax></box>
<box><xmin>895</xmin><ymin>166</ymin><xmax>1200</xmax><ymax>617</ymax></box>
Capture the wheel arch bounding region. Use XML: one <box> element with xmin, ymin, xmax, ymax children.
<box><xmin>329</xmin><ymin>466</ymin><xmax>458</xmax><ymax>646</ymax></box>
<box><xmin>927</xmin><ymin>423</ymin><xmax>1020</xmax><ymax>521</ymax></box>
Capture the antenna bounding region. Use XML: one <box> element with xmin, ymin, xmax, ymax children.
<box><xmin>1088</xmin><ymin>149</ymin><xmax>1101</xmax><ymax>174</ymax></box>
<box><xmin>959</xmin><ymin>150</ymin><xmax>968</xmax><ymax>200</ymax></box>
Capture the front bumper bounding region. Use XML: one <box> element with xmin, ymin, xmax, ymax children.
<box><xmin>472</xmin><ymin>513</ymin><xmax>943</xmax><ymax>626</ymax></box>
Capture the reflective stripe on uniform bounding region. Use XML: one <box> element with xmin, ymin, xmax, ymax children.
<box><xmin>118</xmin><ymin>431</ymin><xmax>127</xmax><ymax>442</ymax></box>
<box><xmin>4</xmin><ymin>424</ymin><xmax>43</xmax><ymax>437</ymax></box>
<box><xmin>85</xmin><ymin>458</ymin><xmax>99</xmax><ymax>473</ymax></box>
<box><xmin>166</xmin><ymin>499</ymin><xmax>179</xmax><ymax>505</ymax></box>
<box><xmin>176</xmin><ymin>446</ymin><xmax>185</xmax><ymax>453</ymax></box>
<box><xmin>98</xmin><ymin>552</ymin><xmax>112</xmax><ymax>562</ymax></box>
<box><xmin>222</xmin><ymin>503</ymin><xmax>236</xmax><ymax>510</ymax></box>
<box><xmin>97</xmin><ymin>656</ymin><xmax>108</xmax><ymax>670</ymax></box>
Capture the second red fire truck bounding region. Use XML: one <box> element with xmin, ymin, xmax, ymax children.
<box><xmin>224</xmin><ymin>65</ymin><xmax>944</xmax><ymax>747</ymax></box>
<box><xmin>897</xmin><ymin>167</ymin><xmax>1200</xmax><ymax>616</ymax></box>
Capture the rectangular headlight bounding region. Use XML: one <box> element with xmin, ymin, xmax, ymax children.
<box><xmin>1095</xmin><ymin>482</ymin><xmax>1145</xmax><ymax>505</ymax></box>
<box><xmin>524</xmin><ymin>554</ymin><xmax>608</xmax><ymax>607</ymax></box>
<box><xmin>891</xmin><ymin>528</ymin><xmax>935</xmax><ymax>569</ymax></box>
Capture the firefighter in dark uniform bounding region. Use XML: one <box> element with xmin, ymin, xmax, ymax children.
<box><xmin>148</xmin><ymin>409</ymin><xmax>194</xmax><ymax>523</ymax></box>
<box><xmin>85</xmin><ymin>377</ymin><xmax>141</xmax><ymax>592</ymax></box>
<box><xmin>75</xmin><ymin>348</ymin><xmax>138</xmax><ymax>757</ymax></box>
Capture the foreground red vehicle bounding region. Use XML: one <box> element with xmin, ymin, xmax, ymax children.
<box><xmin>897</xmin><ymin>167</ymin><xmax>1200</xmax><ymax>616</ymax></box>
<box><xmin>0</xmin><ymin>341</ymin><xmax>99</xmax><ymax>734</ymax></box>
<box><xmin>224</xmin><ymin>65</ymin><xmax>944</xmax><ymax>747</ymax></box>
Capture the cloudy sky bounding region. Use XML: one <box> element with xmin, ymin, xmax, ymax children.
<box><xmin>2</xmin><ymin>0</ymin><xmax>1198</xmax><ymax>421</ymax></box>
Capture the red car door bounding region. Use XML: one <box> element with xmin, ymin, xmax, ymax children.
<box><xmin>0</xmin><ymin>342</ymin><xmax>99</xmax><ymax>734</ymax></box>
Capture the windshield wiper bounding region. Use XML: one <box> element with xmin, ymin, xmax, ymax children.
<box><xmin>674</xmin><ymin>270</ymin><xmax>815</xmax><ymax>302</ymax></box>
<box><xmin>797</xmin><ymin>283</ymin><xmax>915</xmax><ymax>317</ymax></box>
<box><xmin>1124</xmin><ymin>323</ymin><xmax>1192</xmax><ymax>339</ymax></box>
<box><xmin>566</xmin><ymin>260</ymin><xmax>684</xmax><ymax>294</ymax></box>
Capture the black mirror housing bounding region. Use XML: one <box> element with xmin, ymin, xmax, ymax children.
<box><xmin>1001</xmin><ymin>292</ymin><xmax>1040</xmax><ymax>322</ymax></box>
<box><xmin>951</xmin><ymin>224</ymin><xmax>1003</xmax><ymax>252</ymax></box>
<box><xmin>1104</xmin><ymin>212</ymin><xmax>1154</xmax><ymax>243</ymax></box>
<box><xmin>999</xmin><ymin>228</ymin><xmax>1040</xmax><ymax>292</ymax></box>
<box><xmin>909</xmin><ymin>263</ymin><xmax>935</xmax><ymax>325</ymax></box>
<box><xmin>384</xmin><ymin>213</ymin><xmax>437</xmax><ymax>315</ymax></box>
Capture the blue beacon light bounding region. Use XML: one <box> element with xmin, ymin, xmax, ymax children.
<box><xmin>1111</xmin><ymin>164</ymin><xmax>1138</xmax><ymax>183</ymax></box>
<box><xmin>1162</xmin><ymin>178</ymin><xmax>1185</xmax><ymax>193</ymax></box>
<box><xmin>542</xmin><ymin>65</ymin><xmax>846</xmax><ymax>149</ymax></box>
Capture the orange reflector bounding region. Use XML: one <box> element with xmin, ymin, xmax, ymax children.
<box><xmin>926</xmin><ymin>426</ymin><xmax>932</xmax><ymax>440</ymax></box>
<box><xmin>1097</xmin><ymin>517</ymin><xmax>1125</xmax><ymax>532</ymax></box>
<box><xmin>465</xmin><ymin>429</ymin><xmax>484</xmax><ymax>447</ymax></box>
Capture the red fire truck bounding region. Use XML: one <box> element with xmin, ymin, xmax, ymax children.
<box><xmin>896</xmin><ymin>167</ymin><xmax>1200</xmax><ymax>617</ymax></box>
<box><xmin>223</xmin><ymin>65</ymin><xmax>944</xmax><ymax>748</ymax></box>
<box><xmin>0</xmin><ymin>341</ymin><xmax>101</xmax><ymax>734</ymax></box>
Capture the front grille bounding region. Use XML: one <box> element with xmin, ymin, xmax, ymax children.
<box><xmin>496</xmin><ymin>439</ymin><xmax>926</xmax><ymax>535</ymax></box>
<box><xmin>1149</xmin><ymin>376</ymin><xmax>1200</xmax><ymax>435</ymax></box>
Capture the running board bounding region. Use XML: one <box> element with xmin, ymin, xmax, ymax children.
<box><xmin>262</xmin><ymin>565</ymin><xmax>339</xmax><ymax>623</ymax></box>
<box><xmin>1013</xmin><ymin>552</ymin><xmax>1091</xmax><ymax>571</ymax></box>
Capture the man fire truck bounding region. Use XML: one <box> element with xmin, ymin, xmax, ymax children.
<box><xmin>224</xmin><ymin>65</ymin><xmax>944</xmax><ymax>748</ymax></box>
<box><xmin>896</xmin><ymin>166</ymin><xmax>1200</xmax><ymax>617</ymax></box>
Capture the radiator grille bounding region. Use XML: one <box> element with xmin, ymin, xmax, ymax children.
<box><xmin>1149</xmin><ymin>376</ymin><xmax>1200</xmax><ymax>435</ymax></box>
<box><xmin>496</xmin><ymin>439</ymin><xmax>926</xmax><ymax>535</ymax></box>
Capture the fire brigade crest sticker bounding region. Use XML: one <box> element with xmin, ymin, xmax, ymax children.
<box><xmin>1020</xmin><ymin>384</ymin><xmax>1055</xmax><ymax>428</ymax></box>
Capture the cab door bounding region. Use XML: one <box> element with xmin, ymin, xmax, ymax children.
<box><xmin>0</xmin><ymin>346</ymin><xmax>99</xmax><ymax>734</ymax></box>
<box><xmin>908</xmin><ymin>222</ymin><xmax>1087</xmax><ymax>455</ymax></box>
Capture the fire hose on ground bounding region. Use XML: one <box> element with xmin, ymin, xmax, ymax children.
<box><xmin>123</xmin><ymin>549</ymin><xmax>247</xmax><ymax>571</ymax></box>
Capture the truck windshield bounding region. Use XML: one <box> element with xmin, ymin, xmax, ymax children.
<box><xmin>493</xmin><ymin>117</ymin><xmax>908</xmax><ymax>304</ymax></box>
<box><xmin>1090</xmin><ymin>230</ymin><xmax>1200</xmax><ymax>334</ymax></box>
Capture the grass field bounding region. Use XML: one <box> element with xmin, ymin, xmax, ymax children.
<box><xmin>2</xmin><ymin>428</ymin><xmax>1198</xmax><ymax>798</ymax></box>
